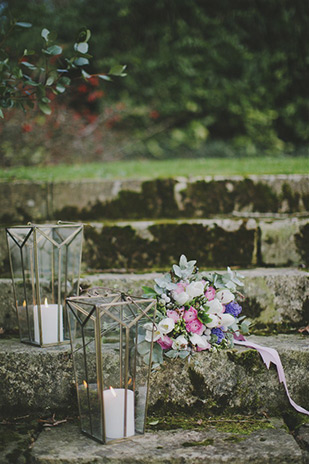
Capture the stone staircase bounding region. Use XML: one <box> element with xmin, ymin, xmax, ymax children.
<box><xmin>0</xmin><ymin>174</ymin><xmax>308</xmax><ymax>463</ymax></box>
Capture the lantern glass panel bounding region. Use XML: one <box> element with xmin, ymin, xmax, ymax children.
<box><xmin>6</xmin><ymin>223</ymin><xmax>83</xmax><ymax>346</ymax></box>
<box><xmin>67</xmin><ymin>291</ymin><xmax>156</xmax><ymax>444</ymax></box>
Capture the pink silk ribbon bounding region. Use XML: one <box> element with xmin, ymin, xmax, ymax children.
<box><xmin>234</xmin><ymin>337</ymin><xmax>309</xmax><ymax>415</ymax></box>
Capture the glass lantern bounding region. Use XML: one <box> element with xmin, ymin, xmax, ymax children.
<box><xmin>6</xmin><ymin>222</ymin><xmax>83</xmax><ymax>347</ymax></box>
<box><xmin>66</xmin><ymin>288</ymin><xmax>157</xmax><ymax>443</ymax></box>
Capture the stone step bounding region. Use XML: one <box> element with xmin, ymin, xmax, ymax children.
<box><xmin>1</xmin><ymin>216</ymin><xmax>307</xmax><ymax>277</ymax></box>
<box><xmin>28</xmin><ymin>421</ymin><xmax>304</xmax><ymax>464</ymax></box>
<box><xmin>1</xmin><ymin>268</ymin><xmax>308</xmax><ymax>332</ymax></box>
<box><xmin>81</xmin><ymin>217</ymin><xmax>309</xmax><ymax>270</ymax></box>
<box><xmin>1</xmin><ymin>175</ymin><xmax>308</xmax><ymax>224</ymax></box>
<box><xmin>1</xmin><ymin>335</ymin><xmax>308</xmax><ymax>418</ymax></box>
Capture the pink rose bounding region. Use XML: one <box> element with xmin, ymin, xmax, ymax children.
<box><xmin>157</xmin><ymin>335</ymin><xmax>173</xmax><ymax>350</ymax></box>
<box><xmin>174</xmin><ymin>282</ymin><xmax>188</xmax><ymax>294</ymax></box>
<box><xmin>183</xmin><ymin>307</ymin><xmax>198</xmax><ymax>322</ymax></box>
<box><xmin>166</xmin><ymin>310</ymin><xmax>180</xmax><ymax>323</ymax></box>
<box><xmin>186</xmin><ymin>319</ymin><xmax>205</xmax><ymax>335</ymax></box>
<box><xmin>205</xmin><ymin>286</ymin><xmax>216</xmax><ymax>301</ymax></box>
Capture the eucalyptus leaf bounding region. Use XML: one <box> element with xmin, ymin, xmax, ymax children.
<box><xmin>41</xmin><ymin>28</ymin><xmax>50</xmax><ymax>42</ymax></box>
<box><xmin>178</xmin><ymin>350</ymin><xmax>190</xmax><ymax>359</ymax></box>
<box><xmin>74</xmin><ymin>42</ymin><xmax>89</xmax><ymax>54</ymax></box>
<box><xmin>38</xmin><ymin>102</ymin><xmax>51</xmax><ymax>115</ymax></box>
<box><xmin>0</xmin><ymin>108</ymin><xmax>3</xmax><ymax>118</ymax></box>
<box><xmin>81</xmin><ymin>69</ymin><xmax>91</xmax><ymax>79</ymax></box>
<box><xmin>43</xmin><ymin>45</ymin><xmax>62</xmax><ymax>56</ymax></box>
<box><xmin>98</xmin><ymin>74</ymin><xmax>112</xmax><ymax>81</ymax></box>
<box><xmin>46</xmin><ymin>76</ymin><xmax>54</xmax><ymax>86</ymax></box>
<box><xmin>164</xmin><ymin>350</ymin><xmax>178</xmax><ymax>358</ymax></box>
<box><xmin>109</xmin><ymin>64</ymin><xmax>127</xmax><ymax>76</ymax></box>
<box><xmin>59</xmin><ymin>76</ymin><xmax>71</xmax><ymax>86</ymax></box>
<box><xmin>56</xmin><ymin>83</ymin><xmax>66</xmax><ymax>93</ymax></box>
<box><xmin>137</xmin><ymin>340</ymin><xmax>151</xmax><ymax>356</ymax></box>
<box><xmin>74</xmin><ymin>57</ymin><xmax>89</xmax><ymax>66</ymax></box>
<box><xmin>21</xmin><ymin>61</ymin><xmax>37</xmax><ymax>71</ymax></box>
<box><xmin>16</xmin><ymin>22</ymin><xmax>32</xmax><ymax>28</ymax></box>
<box><xmin>23</xmin><ymin>49</ymin><xmax>35</xmax><ymax>56</ymax></box>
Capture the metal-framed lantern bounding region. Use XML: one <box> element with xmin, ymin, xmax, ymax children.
<box><xmin>66</xmin><ymin>288</ymin><xmax>157</xmax><ymax>444</ymax></box>
<box><xmin>6</xmin><ymin>222</ymin><xmax>83</xmax><ymax>347</ymax></box>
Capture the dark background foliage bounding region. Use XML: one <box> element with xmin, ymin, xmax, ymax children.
<box><xmin>1</xmin><ymin>0</ymin><xmax>308</xmax><ymax>165</ymax></box>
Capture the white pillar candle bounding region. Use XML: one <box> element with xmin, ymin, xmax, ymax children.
<box><xmin>103</xmin><ymin>387</ymin><xmax>135</xmax><ymax>439</ymax></box>
<box><xmin>33</xmin><ymin>299</ymin><xmax>63</xmax><ymax>345</ymax></box>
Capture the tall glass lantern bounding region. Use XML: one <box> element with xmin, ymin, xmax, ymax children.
<box><xmin>66</xmin><ymin>289</ymin><xmax>157</xmax><ymax>444</ymax></box>
<box><xmin>6</xmin><ymin>222</ymin><xmax>83</xmax><ymax>347</ymax></box>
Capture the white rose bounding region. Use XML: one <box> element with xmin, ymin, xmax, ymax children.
<box><xmin>172</xmin><ymin>334</ymin><xmax>188</xmax><ymax>350</ymax></box>
<box><xmin>158</xmin><ymin>317</ymin><xmax>175</xmax><ymax>334</ymax></box>
<box><xmin>144</xmin><ymin>322</ymin><xmax>162</xmax><ymax>342</ymax></box>
<box><xmin>207</xmin><ymin>298</ymin><xmax>224</xmax><ymax>315</ymax></box>
<box><xmin>173</xmin><ymin>291</ymin><xmax>190</xmax><ymax>305</ymax></box>
<box><xmin>186</xmin><ymin>281</ymin><xmax>204</xmax><ymax>298</ymax></box>
<box><xmin>216</xmin><ymin>289</ymin><xmax>235</xmax><ymax>305</ymax></box>
<box><xmin>190</xmin><ymin>333</ymin><xmax>211</xmax><ymax>350</ymax></box>
<box><xmin>205</xmin><ymin>314</ymin><xmax>219</xmax><ymax>328</ymax></box>
<box><xmin>219</xmin><ymin>313</ymin><xmax>235</xmax><ymax>329</ymax></box>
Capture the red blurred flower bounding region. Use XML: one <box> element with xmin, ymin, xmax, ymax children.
<box><xmin>22</xmin><ymin>123</ymin><xmax>33</xmax><ymax>133</ymax></box>
<box><xmin>78</xmin><ymin>84</ymin><xmax>88</xmax><ymax>94</ymax></box>
<box><xmin>88</xmin><ymin>76</ymin><xmax>99</xmax><ymax>87</ymax></box>
<box><xmin>87</xmin><ymin>90</ymin><xmax>105</xmax><ymax>102</ymax></box>
<box><xmin>150</xmin><ymin>110</ymin><xmax>160</xmax><ymax>119</ymax></box>
<box><xmin>87</xmin><ymin>114</ymin><xmax>98</xmax><ymax>124</ymax></box>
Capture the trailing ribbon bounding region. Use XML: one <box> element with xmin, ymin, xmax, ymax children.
<box><xmin>234</xmin><ymin>337</ymin><xmax>309</xmax><ymax>415</ymax></box>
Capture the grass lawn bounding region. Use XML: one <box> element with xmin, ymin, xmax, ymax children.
<box><xmin>1</xmin><ymin>156</ymin><xmax>308</xmax><ymax>181</ymax></box>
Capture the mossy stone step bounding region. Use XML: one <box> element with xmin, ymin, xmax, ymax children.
<box><xmin>1</xmin><ymin>335</ymin><xmax>308</xmax><ymax>418</ymax></box>
<box><xmin>1</xmin><ymin>217</ymin><xmax>308</xmax><ymax>277</ymax></box>
<box><xmin>82</xmin><ymin>217</ymin><xmax>308</xmax><ymax>270</ymax></box>
<box><xmin>0</xmin><ymin>268</ymin><xmax>308</xmax><ymax>333</ymax></box>
<box><xmin>29</xmin><ymin>422</ymin><xmax>303</xmax><ymax>464</ymax></box>
<box><xmin>1</xmin><ymin>175</ymin><xmax>308</xmax><ymax>224</ymax></box>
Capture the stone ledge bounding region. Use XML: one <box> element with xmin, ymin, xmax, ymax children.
<box><xmin>1</xmin><ymin>175</ymin><xmax>308</xmax><ymax>224</ymax></box>
<box><xmin>82</xmin><ymin>217</ymin><xmax>309</xmax><ymax>271</ymax></box>
<box><xmin>0</xmin><ymin>268</ymin><xmax>308</xmax><ymax>331</ymax></box>
<box><xmin>1</xmin><ymin>217</ymin><xmax>308</xmax><ymax>276</ymax></box>
<box><xmin>0</xmin><ymin>335</ymin><xmax>308</xmax><ymax>417</ymax></box>
<box><xmin>30</xmin><ymin>423</ymin><xmax>303</xmax><ymax>464</ymax></box>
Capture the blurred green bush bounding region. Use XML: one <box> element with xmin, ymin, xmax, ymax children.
<box><xmin>1</xmin><ymin>0</ymin><xmax>308</xmax><ymax>165</ymax></box>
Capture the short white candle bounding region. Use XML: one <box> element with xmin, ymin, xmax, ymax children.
<box><xmin>103</xmin><ymin>387</ymin><xmax>135</xmax><ymax>439</ymax></box>
<box><xmin>33</xmin><ymin>298</ymin><xmax>63</xmax><ymax>345</ymax></box>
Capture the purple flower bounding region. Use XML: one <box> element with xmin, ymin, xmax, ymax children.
<box><xmin>211</xmin><ymin>327</ymin><xmax>225</xmax><ymax>344</ymax></box>
<box><xmin>225</xmin><ymin>301</ymin><xmax>242</xmax><ymax>317</ymax></box>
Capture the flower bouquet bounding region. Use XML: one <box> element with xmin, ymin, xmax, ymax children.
<box><xmin>140</xmin><ymin>255</ymin><xmax>250</xmax><ymax>367</ymax></box>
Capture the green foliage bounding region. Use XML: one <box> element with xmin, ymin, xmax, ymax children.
<box><xmin>1</xmin><ymin>0</ymin><xmax>308</xmax><ymax>159</ymax></box>
<box><xmin>0</xmin><ymin>18</ymin><xmax>92</xmax><ymax>116</ymax></box>
<box><xmin>0</xmin><ymin>10</ymin><xmax>126</xmax><ymax>118</ymax></box>
<box><xmin>76</xmin><ymin>0</ymin><xmax>309</xmax><ymax>154</ymax></box>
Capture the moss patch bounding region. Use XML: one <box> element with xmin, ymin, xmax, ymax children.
<box><xmin>82</xmin><ymin>220</ymin><xmax>256</xmax><ymax>271</ymax></box>
<box><xmin>295</xmin><ymin>223</ymin><xmax>309</xmax><ymax>267</ymax></box>
<box><xmin>281</xmin><ymin>183</ymin><xmax>301</xmax><ymax>212</ymax></box>
<box><xmin>227</xmin><ymin>349</ymin><xmax>264</xmax><ymax>373</ymax></box>
<box><xmin>182</xmin><ymin>438</ymin><xmax>215</xmax><ymax>447</ymax></box>
<box><xmin>146</xmin><ymin>412</ymin><xmax>275</xmax><ymax>435</ymax></box>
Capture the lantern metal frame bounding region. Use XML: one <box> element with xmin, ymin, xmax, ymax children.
<box><xmin>66</xmin><ymin>288</ymin><xmax>157</xmax><ymax>444</ymax></box>
<box><xmin>6</xmin><ymin>221</ymin><xmax>83</xmax><ymax>347</ymax></box>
